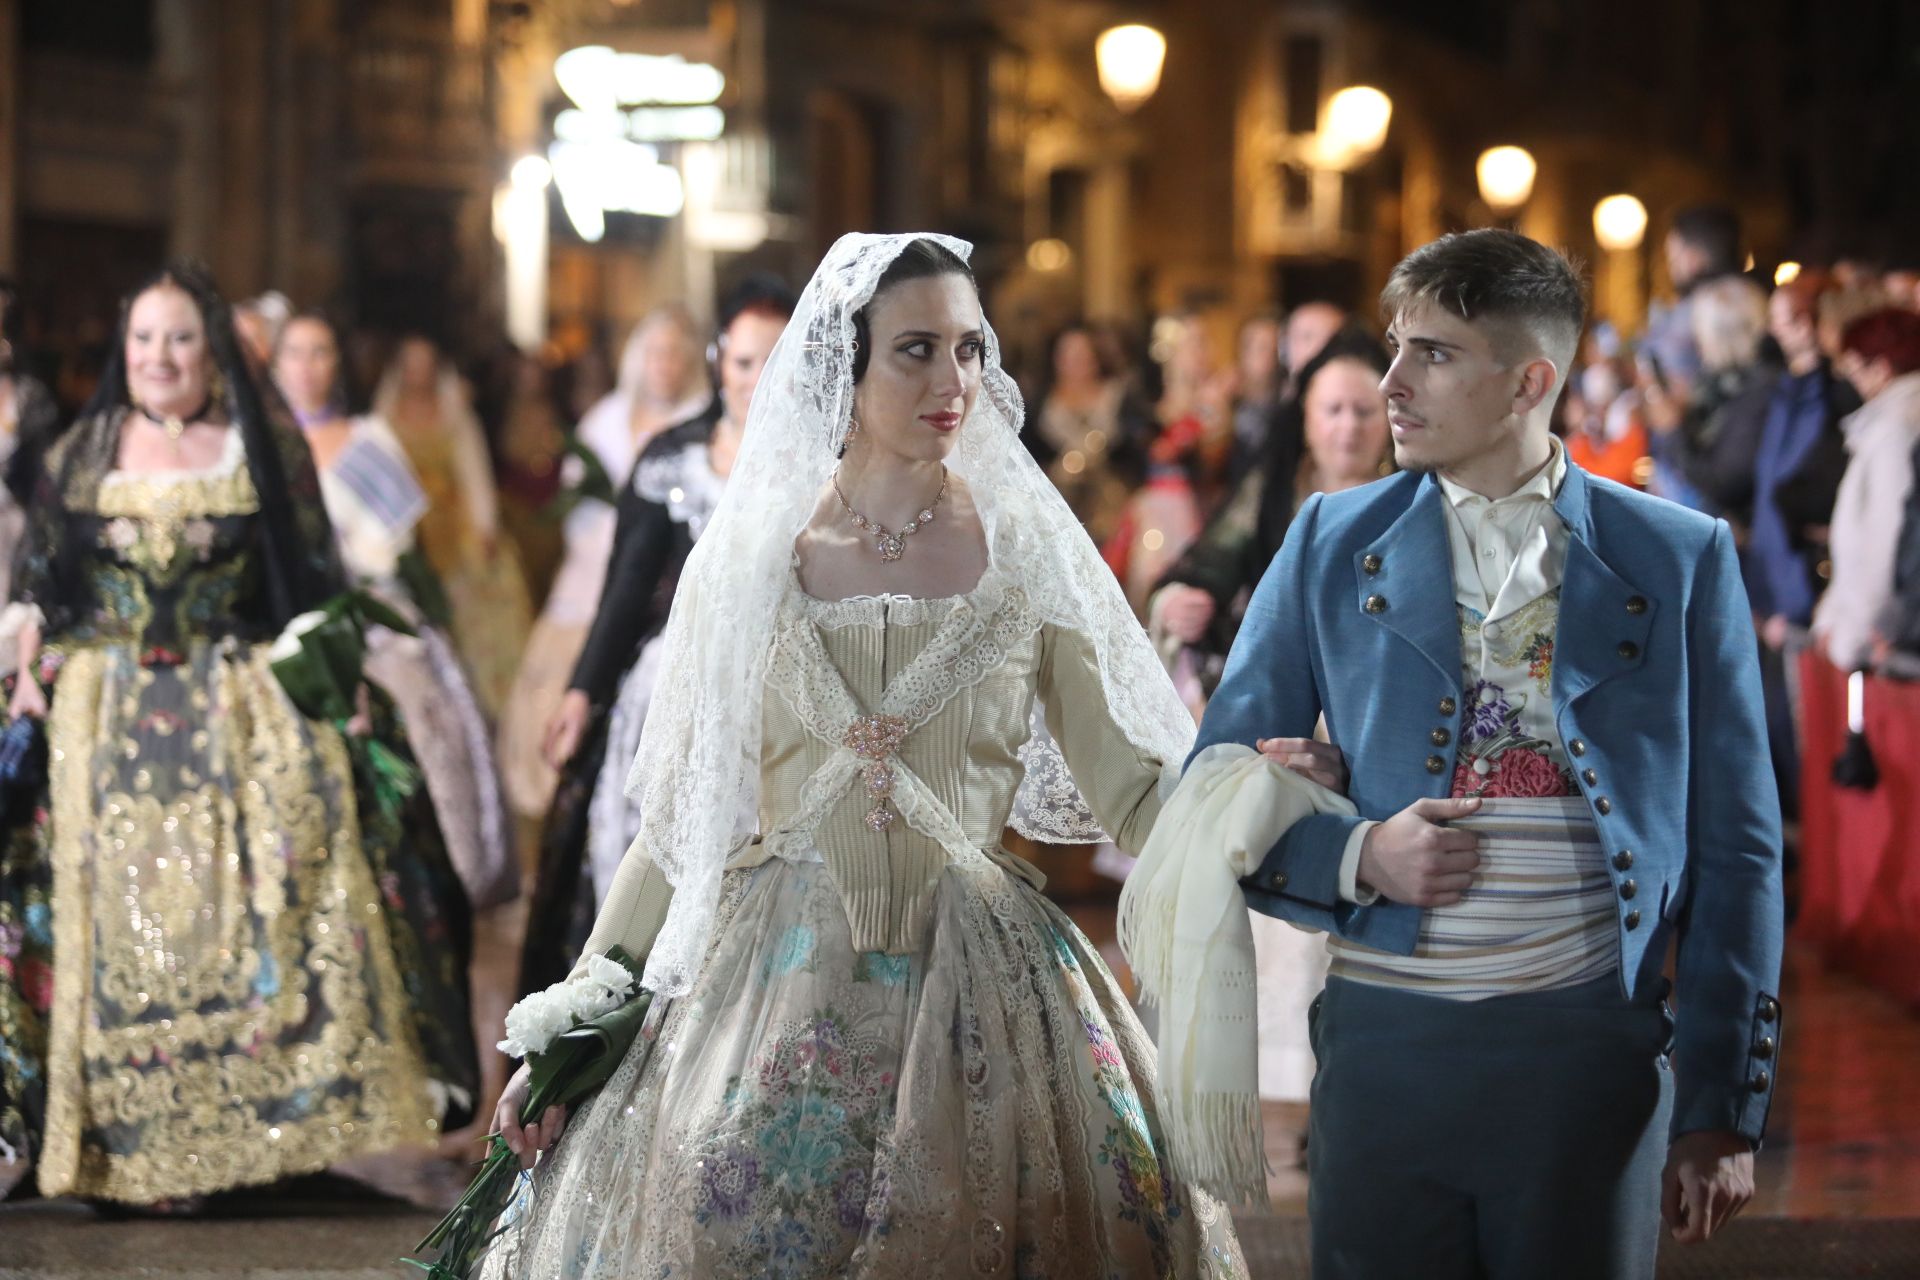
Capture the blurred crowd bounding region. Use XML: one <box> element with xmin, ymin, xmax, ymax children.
<box><xmin>1010</xmin><ymin>206</ymin><xmax>1920</xmax><ymax>831</ymax></box>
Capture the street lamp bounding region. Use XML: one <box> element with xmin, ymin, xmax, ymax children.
<box><xmin>1476</xmin><ymin>146</ymin><xmax>1536</xmax><ymax>210</ymax></box>
<box><xmin>1096</xmin><ymin>24</ymin><xmax>1166</xmax><ymax>113</ymax></box>
<box><xmin>1323</xmin><ymin>85</ymin><xmax>1392</xmax><ymax>164</ymax></box>
<box><xmin>1593</xmin><ymin>194</ymin><xmax>1648</xmax><ymax>252</ymax></box>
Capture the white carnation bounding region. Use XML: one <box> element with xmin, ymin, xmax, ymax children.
<box><xmin>568</xmin><ymin>981</ymin><xmax>623</xmax><ymax>1023</ymax></box>
<box><xmin>582</xmin><ymin>953</ymin><xmax>638</xmax><ymax>998</ymax></box>
<box><xmin>496</xmin><ymin>986</ymin><xmax>575</xmax><ymax>1059</ymax></box>
<box><xmin>495</xmin><ymin>958</ymin><xmax>638</xmax><ymax>1057</ymax></box>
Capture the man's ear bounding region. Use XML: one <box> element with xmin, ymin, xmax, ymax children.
<box><xmin>1512</xmin><ymin>356</ymin><xmax>1560</xmax><ymax>416</ymax></box>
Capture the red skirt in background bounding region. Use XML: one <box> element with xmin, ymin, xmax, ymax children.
<box><xmin>1797</xmin><ymin>649</ymin><xmax>1920</xmax><ymax>1008</ymax></box>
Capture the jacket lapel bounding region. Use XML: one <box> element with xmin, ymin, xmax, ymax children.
<box><xmin>1551</xmin><ymin>466</ymin><xmax>1657</xmax><ymax>711</ymax></box>
<box><xmin>1353</xmin><ymin>477</ymin><xmax>1461</xmax><ymax>685</ymax></box>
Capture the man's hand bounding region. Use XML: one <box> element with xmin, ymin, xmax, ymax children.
<box><xmin>1662</xmin><ymin>1130</ymin><xmax>1754</xmax><ymax>1244</ymax></box>
<box><xmin>1356</xmin><ymin>797</ymin><xmax>1484</xmax><ymax>906</ymax></box>
<box><xmin>1257</xmin><ymin>737</ymin><xmax>1349</xmax><ymax>794</ymax></box>
<box><xmin>1157</xmin><ymin>585</ymin><xmax>1217</xmax><ymax>645</ymax></box>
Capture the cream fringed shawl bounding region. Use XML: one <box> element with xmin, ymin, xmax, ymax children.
<box><xmin>1118</xmin><ymin>742</ymin><xmax>1355</xmax><ymax>1206</ymax></box>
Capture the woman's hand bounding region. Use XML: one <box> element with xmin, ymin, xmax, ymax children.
<box><xmin>1638</xmin><ymin>380</ymin><xmax>1683</xmax><ymax>435</ymax></box>
<box><xmin>345</xmin><ymin>682</ymin><xmax>374</xmax><ymax>737</ymax></box>
<box><xmin>7</xmin><ymin>673</ymin><xmax>47</xmax><ymax>722</ymax></box>
<box><xmin>544</xmin><ymin>689</ymin><xmax>592</xmax><ymax>769</ymax></box>
<box><xmin>1156</xmin><ymin>586</ymin><xmax>1217</xmax><ymax>646</ymax></box>
<box><xmin>1257</xmin><ymin>737</ymin><xmax>1350</xmax><ymax>794</ymax></box>
<box><xmin>493</xmin><ymin>1062</ymin><xmax>569</xmax><ymax>1168</ymax></box>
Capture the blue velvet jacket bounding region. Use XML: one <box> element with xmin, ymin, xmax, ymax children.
<box><xmin>1194</xmin><ymin>463</ymin><xmax>1785</xmax><ymax>1144</ymax></box>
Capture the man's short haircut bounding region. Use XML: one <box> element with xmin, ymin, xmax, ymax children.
<box><xmin>1379</xmin><ymin>229</ymin><xmax>1587</xmax><ymax>371</ymax></box>
<box><xmin>1668</xmin><ymin>204</ymin><xmax>1743</xmax><ymax>275</ymax></box>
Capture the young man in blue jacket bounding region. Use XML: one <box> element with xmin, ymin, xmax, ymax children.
<box><xmin>1198</xmin><ymin>229</ymin><xmax>1783</xmax><ymax>1278</ymax></box>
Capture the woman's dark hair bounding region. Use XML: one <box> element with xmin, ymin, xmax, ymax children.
<box><xmin>1254</xmin><ymin>328</ymin><xmax>1391</xmax><ymax>563</ymax></box>
<box><xmin>851</xmin><ymin>239</ymin><xmax>977</xmax><ymax>383</ymax></box>
<box><xmin>719</xmin><ymin>273</ymin><xmax>798</xmax><ymax>333</ymax></box>
<box><xmin>1046</xmin><ymin>320</ymin><xmax>1116</xmax><ymax>381</ymax></box>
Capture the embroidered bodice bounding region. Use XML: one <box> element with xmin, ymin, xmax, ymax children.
<box><xmin>57</xmin><ymin>434</ymin><xmax>269</xmax><ymax>654</ymax></box>
<box><xmin>573</xmin><ymin>565</ymin><xmax>1172</xmax><ymax>967</ymax></box>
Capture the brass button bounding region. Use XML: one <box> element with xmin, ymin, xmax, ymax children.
<box><xmin>1750</xmin><ymin>1070</ymin><xmax>1771</xmax><ymax>1094</ymax></box>
<box><xmin>1425</xmin><ymin>755</ymin><xmax>1447</xmax><ymax>774</ymax></box>
<box><xmin>1569</xmin><ymin>739</ymin><xmax>1587</xmax><ymax>756</ymax></box>
<box><xmin>1268</xmin><ymin>872</ymin><xmax>1289</xmax><ymax>892</ymax></box>
<box><xmin>1624</xmin><ymin>909</ymin><xmax>1641</xmax><ymax>930</ymax></box>
<box><xmin>1431</xmin><ymin>728</ymin><xmax>1452</xmax><ymax>747</ymax></box>
<box><xmin>1618</xmin><ymin>641</ymin><xmax>1640</xmax><ymax>661</ymax></box>
<box><xmin>1626</xmin><ymin>596</ymin><xmax>1648</xmax><ymax>615</ymax></box>
<box><xmin>1612</xmin><ymin>850</ymin><xmax>1634</xmax><ymax>871</ymax></box>
<box><xmin>1582</xmin><ymin>768</ymin><xmax>1598</xmax><ymax>786</ymax></box>
<box><xmin>1439</xmin><ymin>697</ymin><xmax>1458</xmax><ymax>716</ymax></box>
<box><xmin>1619</xmin><ymin>878</ymin><xmax>1637</xmax><ymax>900</ymax></box>
<box><xmin>1759</xmin><ymin>998</ymin><xmax>1779</xmax><ymax>1023</ymax></box>
<box><xmin>1362</xmin><ymin>553</ymin><xmax>1383</xmax><ymax>575</ymax></box>
<box><xmin>1755</xmin><ymin>1036</ymin><xmax>1775</xmax><ymax>1061</ymax></box>
<box><xmin>1595</xmin><ymin>797</ymin><xmax>1612</xmax><ymax>816</ymax></box>
<box><xmin>1365</xmin><ymin>594</ymin><xmax>1388</xmax><ymax>615</ymax></box>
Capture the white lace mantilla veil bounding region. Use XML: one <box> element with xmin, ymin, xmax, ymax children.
<box><xmin>622</xmin><ymin>231</ymin><xmax>1197</xmax><ymax>997</ymax></box>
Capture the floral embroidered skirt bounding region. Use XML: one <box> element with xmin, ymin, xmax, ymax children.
<box><xmin>0</xmin><ymin>639</ymin><xmax>472</xmax><ymax>1202</ymax></box>
<box><xmin>481</xmin><ymin>853</ymin><xmax>1248</xmax><ymax>1279</ymax></box>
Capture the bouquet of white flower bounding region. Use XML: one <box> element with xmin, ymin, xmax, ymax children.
<box><xmin>405</xmin><ymin>947</ymin><xmax>654</xmax><ymax>1279</ymax></box>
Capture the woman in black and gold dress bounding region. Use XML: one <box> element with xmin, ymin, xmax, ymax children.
<box><xmin>0</xmin><ymin>262</ymin><xmax>473</xmax><ymax>1205</ymax></box>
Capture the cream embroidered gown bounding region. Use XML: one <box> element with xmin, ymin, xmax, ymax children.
<box><xmin>482</xmin><ymin>567</ymin><xmax>1247</xmax><ymax>1278</ymax></box>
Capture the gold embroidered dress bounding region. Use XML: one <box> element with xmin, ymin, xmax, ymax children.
<box><xmin>481</xmin><ymin>567</ymin><xmax>1247</xmax><ymax>1278</ymax></box>
<box><xmin>0</xmin><ymin>417</ymin><xmax>444</xmax><ymax>1203</ymax></box>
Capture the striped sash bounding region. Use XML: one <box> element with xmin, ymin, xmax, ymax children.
<box><xmin>1328</xmin><ymin>796</ymin><xmax>1618</xmax><ymax>1001</ymax></box>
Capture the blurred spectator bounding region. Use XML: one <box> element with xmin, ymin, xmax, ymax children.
<box><xmin>1884</xmin><ymin>258</ymin><xmax>1920</xmax><ymax>312</ymax></box>
<box><xmin>1227</xmin><ymin>312</ymin><xmax>1283</xmax><ymax>483</ymax></box>
<box><xmin>497</xmin><ymin>307</ymin><xmax>709</xmax><ymax>821</ymax></box>
<box><xmin>1643</xmin><ymin>274</ymin><xmax>1772</xmax><ymax>513</ymax></box>
<box><xmin>376</xmin><ymin>334</ymin><xmax>534</xmax><ymax>717</ymax></box>
<box><xmin>1644</xmin><ymin>204</ymin><xmax>1745</xmax><ymax>386</ymax></box>
<box><xmin>1565</xmin><ymin>328</ymin><xmax>1649</xmax><ymax>488</ymax></box>
<box><xmin>1735</xmin><ymin>274</ymin><xmax>1862</xmax><ymax>812</ymax></box>
<box><xmin>0</xmin><ymin>277</ymin><xmax>60</xmax><ymax>609</ymax></box>
<box><xmin>1814</xmin><ymin>308</ymin><xmax>1920</xmax><ymax>670</ymax></box>
<box><xmin>1024</xmin><ymin>322</ymin><xmax>1153</xmax><ymax>547</ymax></box>
<box><xmin>1150</xmin><ymin>330</ymin><xmax>1393</xmax><ymax>690</ymax></box>
<box><xmin>1282</xmin><ymin>301</ymin><xmax>1349</xmax><ymax>394</ymax></box>
<box><xmin>1104</xmin><ymin>314</ymin><xmax>1233</xmax><ymax>611</ymax></box>
<box><xmin>1747</xmin><ymin>275</ymin><xmax>1860</xmax><ymax>636</ymax></box>
<box><xmin>1885</xmin><ymin>436</ymin><xmax>1920</xmax><ymax>661</ymax></box>
<box><xmin>495</xmin><ymin>349</ymin><xmax>570</xmax><ymax>602</ymax></box>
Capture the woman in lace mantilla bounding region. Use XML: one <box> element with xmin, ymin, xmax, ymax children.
<box><xmin>482</xmin><ymin>236</ymin><xmax>1246</xmax><ymax>1278</ymax></box>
